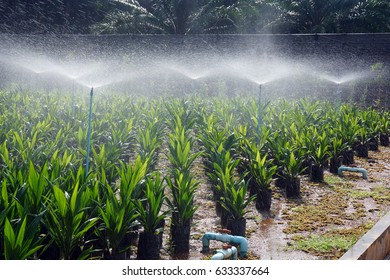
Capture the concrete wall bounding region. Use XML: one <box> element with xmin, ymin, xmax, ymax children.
<box><xmin>341</xmin><ymin>211</ymin><xmax>390</xmax><ymax>260</ymax></box>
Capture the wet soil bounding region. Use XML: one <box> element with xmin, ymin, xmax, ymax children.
<box><xmin>148</xmin><ymin>146</ymin><xmax>390</xmax><ymax>260</ymax></box>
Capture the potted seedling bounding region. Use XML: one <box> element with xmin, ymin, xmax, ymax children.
<box><xmin>307</xmin><ymin>130</ymin><xmax>330</xmax><ymax>182</ymax></box>
<box><xmin>217</xmin><ymin>177</ymin><xmax>255</xmax><ymax>237</ymax></box>
<box><xmin>339</xmin><ymin>114</ymin><xmax>358</xmax><ymax>164</ymax></box>
<box><xmin>354</xmin><ymin>127</ymin><xmax>371</xmax><ymax>158</ymax></box>
<box><xmin>98</xmin><ymin>184</ymin><xmax>139</xmax><ymax>259</ymax></box>
<box><xmin>280</xmin><ymin>149</ymin><xmax>305</xmax><ymax>198</ymax></box>
<box><xmin>136</xmin><ymin>173</ymin><xmax>169</xmax><ymax>260</ymax></box>
<box><xmin>362</xmin><ymin>109</ymin><xmax>381</xmax><ymax>151</ymax></box>
<box><xmin>2</xmin><ymin>215</ymin><xmax>44</xmax><ymax>260</ymax></box>
<box><xmin>328</xmin><ymin>136</ymin><xmax>348</xmax><ymax>174</ymax></box>
<box><xmin>266</xmin><ymin>131</ymin><xmax>290</xmax><ymax>189</ymax></box>
<box><xmin>241</xmin><ymin>141</ymin><xmax>276</xmax><ymax>211</ymax></box>
<box><xmin>167</xmin><ymin>171</ymin><xmax>198</xmax><ymax>254</ymax></box>
<box><xmin>214</xmin><ymin>156</ymin><xmax>255</xmax><ymax>236</ymax></box>
<box><xmin>43</xmin><ymin>182</ymin><xmax>98</xmax><ymax>260</ymax></box>
<box><xmin>98</xmin><ymin>157</ymin><xmax>147</xmax><ymax>259</ymax></box>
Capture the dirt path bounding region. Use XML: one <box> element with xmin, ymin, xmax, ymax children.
<box><xmin>172</xmin><ymin>145</ymin><xmax>390</xmax><ymax>260</ymax></box>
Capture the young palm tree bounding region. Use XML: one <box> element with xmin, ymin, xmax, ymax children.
<box><xmin>136</xmin><ymin>172</ymin><xmax>169</xmax><ymax>260</ymax></box>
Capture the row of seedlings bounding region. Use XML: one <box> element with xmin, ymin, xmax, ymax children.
<box><xmin>165</xmin><ymin>99</ymin><xmax>200</xmax><ymax>254</ymax></box>
<box><xmin>134</xmin><ymin>100</ymin><xmax>168</xmax><ymax>260</ymax></box>
<box><xmin>199</xmin><ymin>109</ymin><xmax>255</xmax><ymax>237</ymax></box>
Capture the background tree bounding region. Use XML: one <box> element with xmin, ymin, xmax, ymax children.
<box><xmin>0</xmin><ymin>0</ymin><xmax>113</xmax><ymax>34</ymax></box>
<box><xmin>340</xmin><ymin>0</ymin><xmax>390</xmax><ymax>32</ymax></box>
<box><xmin>189</xmin><ymin>0</ymin><xmax>262</xmax><ymax>33</ymax></box>
<box><xmin>272</xmin><ymin>0</ymin><xmax>361</xmax><ymax>33</ymax></box>
<box><xmin>92</xmin><ymin>0</ymin><xmax>199</xmax><ymax>34</ymax></box>
<box><xmin>0</xmin><ymin>0</ymin><xmax>389</xmax><ymax>34</ymax></box>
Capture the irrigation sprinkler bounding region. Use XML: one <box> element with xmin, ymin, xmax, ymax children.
<box><xmin>257</xmin><ymin>84</ymin><xmax>262</xmax><ymax>144</ymax></box>
<box><xmin>85</xmin><ymin>87</ymin><xmax>94</xmax><ymax>178</ymax></box>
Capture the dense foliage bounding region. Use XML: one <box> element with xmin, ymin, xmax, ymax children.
<box><xmin>0</xmin><ymin>88</ymin><xmax>388</xmax><ymax>259</ymax></box>
<box><xmin>0</xmin><ymin>0</ymin><xmax>389</xmax><ymax>34</ymax></box>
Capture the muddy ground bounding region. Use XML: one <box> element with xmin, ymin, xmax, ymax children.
<box><xmin>153</xmin><ymin>145</ymin><xmax>390</xmax><ymax>260</ymax></box>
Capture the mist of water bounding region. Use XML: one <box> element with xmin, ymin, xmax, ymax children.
<box><xmin>316</xmin><ymin>71</ymin><xmax>372</xmax><ymax>85</ymax></box>
<box><xmin>0</xmin><ymin>38</ymin><xmax>376</xmax><ymax>99</ymax></box>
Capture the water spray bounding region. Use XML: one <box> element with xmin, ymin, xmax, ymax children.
<box><xmin>85</xmin><ymin>87</ymin><xmax>94</xmax><ymax>178</ymax></box>
<box><xmin>257</xmin><ymin>84</ymin><xmax>262</xmax><ymax>144</ymax></box>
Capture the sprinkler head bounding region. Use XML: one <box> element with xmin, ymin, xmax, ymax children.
<box><xmin>90</xmin><ymin>87</ymin><xmax>94</xmax><ymax>96</ymax></box>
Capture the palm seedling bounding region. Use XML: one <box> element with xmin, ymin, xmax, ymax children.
<box><xmin>98</xmin><ymin>156</ymin><xmax>148</xmax><ymax>258</ymax></box>
<box><xmin>213</xmin><ymin>156</ymin><xmax>255</xmax><ymax>237</ymax></box>
<box><xmin>354</xmin><ymin>127</ymin><xmax>371</xmax><ymax>158</ymax></box>
<box><xmin>43</xmin><ymin>181</ymin><xmax>98</xmax><ymax>260</ymax></box>
<box><xmin>198</xmin><ymin>116</ymin><xmax>239</xmax><ymax>203</ymax></box>
<box><xmin>0</xmin><ymin>181</ymin><xmax>9</xmax><ymax>258</ymax></box>
<box><xmin>136</xmin><ymin>117</ymin><xmax>164</xmax><ymax>171</ymax></box>
<box><xmin>362</xmin><ymin>109</ymin><xmax>381</xmax><ymax>151</ymax></box>
<box><xmin>199</xmin><ymin>127</ymin><xmax>238</xmax><ymax>176</ymax></box>
<box><xmin>277</xmin><ymin>145</ymin><xmax>306</xmax><ymax>198</ymax></box>
<box><xmin>91</xmin><ymin>143</ymin><xmax>120</xmax><ymax>183</ymax></box>
<box><xmin>166</xmin><ymin>170</ymin><xmax>198</xmax><ymax>254</ymax></box>
<box><xmin>166</xmin><ymin>106</ymin><xmax>200</xmax><ymax>254</ymax></box>
<box><xmin>136</xmin><ymin>172</ymin><xmax>169</xmax><ymax>260</ymax></box>
<box><xmin>240</xmin><ymin>141</ymin><xmax>277</xmax><ymax>211</ymax></box>
<box><xmin>339</xmin><ymin>111</ymin><xmax>359</xmax><ymax>164</ymax></box>
<box><xmin>328</xmin><ymin>135</ymin><xmax>348</xmax><ymax>174</ymax></box>
<box><xmin>167</xmin><ymin>124</ymin><xmax>201</xmax><ymax>176</ymax></box>
<box><xmin>305</xmin><ymin>128</ymin><xmax>330</xmax><ymax>182</ymax></box>
<box><xmin>2</xmin><ymin>214</ymin><xmax>44</xmax><ymax>260</ymax></box>
<box><xmin>98</xmin><ymin>180</ymin><xmax>139</xmax><ymax>259</ymax></box>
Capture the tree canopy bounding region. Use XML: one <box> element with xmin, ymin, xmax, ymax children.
<box><xmin>0</xmin><ymin>0</ymin><xmax>389</xmax><ymax>34</ymax></box>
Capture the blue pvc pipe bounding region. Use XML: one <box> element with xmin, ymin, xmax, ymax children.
<box><xmin>71</xmin><ymin>80</ymin><xmax>76</xmax><ymax>118</ymax></box>
<box><xmin>338</xmin><ymin>165</ymin><xmax>368</xmax><ymax>179</ymax></box>
<box><xmin>336</xmin><ymin>85</ymin><xmax>341</xmax><ymax>108</ymax></box>
<box><xmin>191</xmin><ymin>79</ymin><xmax>195</xmax><ymax>93</ymax></box>
<box><xmin>211</xmin><ymin>246</ymin><xmax>238</xmax><ymax>260</ymax></box>
<box><xmin>85</xmin><ymin>87</ymin><xmax>94</xmax><ymax>177</ymax></box>
<box><xmin>257</xmin><ymin>84</ymin><xmax>262</xmax><ymax>144</ymax></box>
<box><xmin>202</xmin><ymin>232</ymin><xmax>248</xmax><ymax>257</ymax></box>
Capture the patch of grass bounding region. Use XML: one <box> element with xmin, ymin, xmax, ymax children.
<box><xmin>347</xmin><ymin>185</ymin><xmax>390</xmax><ymax>204</ymax></box>
<box><xmin>283</xmin><ymin>192</ymin><xmax>349</xmax><ymax>234</ymax></box>
<box><xmin>350</xmin><ymin>189</ymin><xmax>378</xmax><ymax>199</ymax></box>
<box><xmin>371</xmin><ymin>185</ymin><xmax>390</xmax><ymax>204</ymax></box>
<box><xmin>324</xmin><ymin>174</ymin><xmax>348</xmax><ymax>186</ymax></box>
<box><xmin>192</xmin><ymin>233</ymin><xmax>203</xmax><ymax>240</ymax></box>
<box><xmin>293</xmin><ymin>234</ymin><xmax>356</xmax><ymax>259</ymax></box>
<box><xmin>326</xmin><ymin>223</ymin><xmax>374</xmax><ymax>237</ymax></box>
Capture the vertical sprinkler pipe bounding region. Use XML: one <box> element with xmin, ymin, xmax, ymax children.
<box><xmin>257</xmin><ymin>84</ymin><xmax>262</xmax><ymax>144</ymax></box>
<box><xmin>71</xmin><ymin>80</ymin><xmax>75</xmax><ymax>118</ymax></box>
<box><xmin>336</xmin><ymin>84</ymin><xmax>341</xmax><ymax>108</ymax></box>
<box><xmin>191</xmin><ymin>79</ymin><xmax>195</xmax><ymax>93</ymax></box>
<box><xmin>85</xmin><ymin>87</ymin><xmax>94</xmax><ymax>177</ymax></box>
